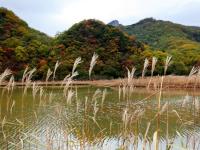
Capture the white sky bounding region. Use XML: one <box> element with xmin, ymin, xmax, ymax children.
<box><xmin>1</xmin><ymin>0</ymin><xmax>200</xmax><ymax>36</ymax></box>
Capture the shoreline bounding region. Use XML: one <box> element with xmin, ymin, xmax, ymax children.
<box><xmin>1</xmin><ymin>75</ymin><xmax>200</xmax><ymax>89</ymax></box>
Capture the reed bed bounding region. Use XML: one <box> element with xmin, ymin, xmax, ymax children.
<box><xmin>0</xmin><ymin>55</ymin><xmax>199</xmax><ymax>150</ymax></box>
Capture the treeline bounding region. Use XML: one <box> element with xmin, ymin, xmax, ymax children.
<box><xmin>0</xmin><ymin>8</ymin><xmax>199</xmax><ymax>81</ymax></box>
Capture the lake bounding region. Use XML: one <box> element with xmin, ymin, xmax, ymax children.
<box><xmin>0</xmin><ymin>86</ymin><xmax>200</xmax><ymax>150</ymax></box>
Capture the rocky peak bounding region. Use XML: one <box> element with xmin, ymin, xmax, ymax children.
<box><xmin>108</xmin><ymin>20</ymin><xmax>120</xmax><ymax>27</ymax></box>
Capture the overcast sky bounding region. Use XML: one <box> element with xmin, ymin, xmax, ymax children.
<box><xmin>1</xmin><ymin>0</ymin><xmax>200</xmax><ymax>36</ymax></box>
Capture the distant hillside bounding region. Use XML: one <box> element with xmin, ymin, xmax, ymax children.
<box><xmin>53</xmin><ymin>19</ymin><xmax>145</xmax><ymax>79</ymax></box>
<box><xmin>1</xmin><ymin>7</ymin><xmax>200</xmax><ymax>80</ymax></box>
<box><xmin>119</xmin><ymin>18</ymin><xmax>200</xmax><ymax>74</ymax></box>
<box><xmin>0</xmin><ymin>7</ymin><xmax>52</xmax><ymax>79</ymax></box>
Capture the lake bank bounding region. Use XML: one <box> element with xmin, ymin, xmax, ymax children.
<box><xmin>1</xmin><ymin>75</ymin><xmax>200</xmax><ymax>89</ymax></box>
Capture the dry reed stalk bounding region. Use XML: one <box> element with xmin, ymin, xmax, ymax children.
<box><xmin>6</xmin><ymin>75</ymin><xmax>15</xmax><ymax>93</ymax></box>
<box><xmin>142</xmin><ymin>58</ymin><xmax>149</xmax><ymax>78</ymax></box>
<box><xmin>39</xmin><ymin>87</ymin><xmax>44</xmax><ymax>105</ymax></box>
<box><xmin>153</xmin><ymin>131</ymin><xmax>158</xmax><ymax>150</ymax></box>
<box><xmin>10</xmin><ymin>100</ymin><xmax>15</xmax><ymax>114</ymax></box>
<box><xmin>89</xmin><ymin>53</ymin><xmax>98</xmax><ymax>80</ymax></box>
<box><xmin>93</xmin><ymin>99</ymin><xmax>99</xmax><ymax>119</ymax></box>
<box><xmin>156</xmin><ymin>76</ymin><xmax>164</xmax><ymax>150</ymax></box>
<box><xmin>151</xmin><ymin>57</ymin><xmax>158</xmax><ymax>76</ymax></box>
<box><xmin>118</xmin><ymin>86</ymin><xmax>121</xmax><ymax>101</ymax></box>
<box><xmin>147</xmin><ymin>57</ymin><xmax>157</xmax><ymax>88</ymax></box>
<box><xmin>92</xmin><ymin>89</ymin><xmax>101</xmax><ymax>102</ymax></box>
<box><xmin>32</xmin><ymin>82</ymin><xmax>40</xmax><ymax>100</ymax></box>
<box><xmin>63</xmin><ymin>78</ymin><xmax>72</xmax><ymax>97</ymax></box>
<box><xmin>182</xmin><ymin>94</ymin><xmax>190</xmax><ymax>107</ymax></box>
<box><xmin>126</xmin><ymin>67</ymin><xmax>136</xmax><ymax>85</ymax></box>
<box><xmin>61</xmin><ymin>74</ymin><xmax>70</xmax><ymax>87</ymax></box>
<box><xmin>46</xmin><ymin>68</ymin><xmax>53</xmax><ymax>83</ymax></box>
<box><xmin>101</xmin><ymin>89</ymin><xmax>107</xmax><ymax>108</ymax></box>
<box><xmin>194</xmin><ymin>98</ymin><xmax>199</xmax><ymax>112</ymax></box>
<box><xmin>0</xmin><ymin>69</ymin><xmax>12</xmax><ymax>85</ymax></box>
<box><xmin>53</xmin><ymin>61</ymin><xmax>60</xmax><ymax>81</ymax></box>
<box><xmin>164</xmin><ymin>56</ymin><xmax>172</xmax><ymax>75</ymax></box>
<box><xmin>1</xmin><ymin>116</ymin><xmax>6</xmax><ymax>139</ymax></box>
<box><xmin>72</xmin><ymin>57</ymin><xmax>82</xmax><ymax>75</ymax></box>
<box><xmin>122</xmin><ymin>85</ymin><xmax>126</xmax><ymax>100</ymax></box>
<box><xmin>23</xmin><ymin>68</ymin><xmax>36</xmax><ymax>96</ymax></box>
<box><xmin>142</xmin><ymin>122</ymin><xmax>151</xmax><ymax>150</ymax></box>
<box><xmin>22</xmin><ymin>66</ymin><xmax>29</xmax><ymax>83</ymax></box>
<box><xmin>186</xmin><ymin>66</ymin><xmax>199</xmax><ymax>88</ymax></box>
<box><xmin>66</xmin><ymin>90</ymin><xmax>74</xmax><ymax>104</ymax></box>
<box><xmin>122</xmin><ymin>108</ymin><xmax>129</xmax><ymax>133</ymax></box>
<box><xmin>84</xmin><ymin>96</ymin><xmax>88</xmax><ymax>112</ymax></box>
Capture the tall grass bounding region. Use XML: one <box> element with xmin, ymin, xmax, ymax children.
<box><xmin>1</xmin><ymin>53</ymin><xmax>200</xmax><ymax>150</ymax></box>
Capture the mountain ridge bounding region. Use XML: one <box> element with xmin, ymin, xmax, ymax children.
<box><xmin>1</xmin><ymin>7</ymin><xmax>200</xmax><ymax>79</ymax></box>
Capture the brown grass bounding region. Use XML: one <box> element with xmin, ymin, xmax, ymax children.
<box><xmin>0</xmin><ymin>75</ymin><xmax>200</xmax><ymax>88</ymax></box>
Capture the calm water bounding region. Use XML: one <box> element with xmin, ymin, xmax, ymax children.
<box><xmin>0</xmin><ymin>86</ymin><xmax>200</xmax><ymax>150</ymax></box>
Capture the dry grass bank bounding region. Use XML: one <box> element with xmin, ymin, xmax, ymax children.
<box><xmin>1</xmin><ymin>75</ymin><xmax>200</xmax><ymax>89</ymax></box>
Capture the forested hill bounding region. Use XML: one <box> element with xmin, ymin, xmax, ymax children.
<box><xmin>120</xmin><ymin>18</ymin><xmax>200</xmax><ymax>51</ymax></box>
<box><xmin>0</xmin><ymin>8</ymin><xmax>147</xmax><ymax>80</ymax></box>
<box><xmin>53</xmin><ymin>19</ymin><xmax>145</xmax><ymax>79</ymax></box>
<box><xmin>119</xmin><ymin>18</ymin><xmax>200</xmax><ymax>74</ymax></box>
<box><xmin>0</xmin><ymin>7</ymin><xmax>52</xmax><ymax>79</ymax></box>
<box><xmin>1</xmin><ymin>7</ymin><xmax>200</xmax><ymax>80</ymax></box>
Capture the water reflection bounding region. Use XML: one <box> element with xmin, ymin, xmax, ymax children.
<box><xmin>0</xmin><ymin>86</ymin><xmax>200</xmax><ymax>149</ymax></box>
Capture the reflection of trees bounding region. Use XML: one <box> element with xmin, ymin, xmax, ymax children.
<box><xmin>0</xmin><ymin>87</ymin><xmax>200</xmax><ymax>149</ymax></box>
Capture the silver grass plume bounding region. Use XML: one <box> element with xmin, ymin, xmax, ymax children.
<box><xmin>22</xmin><ymin>66</ymin><xmax>29</xmax><ymax>83</ymax></box>
<box><xmin>126</xmin><ymin>67</ymin><xmax>136</xmax><ymax>84</ymax></box>
<box><xmin>46</xmin><ymin>68</ymin><xmax>53</xmax><ymax>83</ymax></box>
<box><xmin>164</xmin><ymin>56</ymin><xmax>172</xmax><ymax>75</ymax></box>
<box><xmin>53</xmin><ymin>61</ymin><xmax>61</xmax><ymax>81</ymax></box>
<box><xmin>142</xmin><ymin>58</ymin><xmax>149</xmax><ymax>78</ymax></box>
<box><xmin>0</xmin><ymin>69</ymin><xmax>12</xmax><ymax>85</ymax></box>
<box><xmin>151</xmin><ymin>57</ymin><xmax>157</xmax><ymax>76</ymax></box>
<box><xmin>72</xmin><ymin>57</ymin><xmax>82</xmax><ymax>75</ymax></box>
<box><xmin>89</xmin><ymin>53</ymin><xmax>98</xmax><ymax>80</ymax></box>
<box><xmin>189</xmin><ymin>66</ymin><xmax>199</xmax><ymax>76</ymax></box>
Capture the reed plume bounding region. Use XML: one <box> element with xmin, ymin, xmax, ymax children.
<box><xmin>23</xmin><ymin>68</ymin><xmax>36</xmax><ymax>96</ymax></box>
<box><xmin>89</xmin><ymin>53</ymin><xmax>98</xmax><ymax>80</ymax></box>
<box><xmin>72</xmin><ymin>57</ymin><xmax>82</xmax><ymax>75</ymax></box>
<box><xmin>189</xmin><ymin>66</ymin><xmax>199</xmax><ymax>76</ymax></box>
<box><xmin>126</xmin><ymin>67</ymin><xmax>136</xmax><ymax>85</ymax></box>
<box><xmin>6</xmin><ymin>75</ymin><xmax>15</xmax><ymax>93</ymax></box>
<box><xmin>46</xmin><ymin>68</ymin><xmax>53</xmax><ymax>83</ymax></box>
<box><xmin>53</xmin><ymin>61</ymin><xmax>60</xmax><ymax>81</ymax></box>
<box><xmin>142</xmin><ymin>58</ymin><xmax>149</xmax><ymax>78</ymax></box>
<box><xmin>147</xmin><ymin>57</ymin><xmax>157</xmax><ymax>88</ymax></box>
<box><xmin>164</xmin><ymin>56</ymin><xmax>172</xmax><ymax>75</ymax></box>
<box><xmin>22</xmin><ymin>66</ymin><xmax>29</xmax><ymax>83</ymax></box>
<box><xmin>0</xmin><ymin>69</ymin><xmax>12</xmax><ymax>85</ymax></box>
<box><xmin>151</xmin><ymin>57</ymin><xmax>157</xmax><ymax>76</ymax></box>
